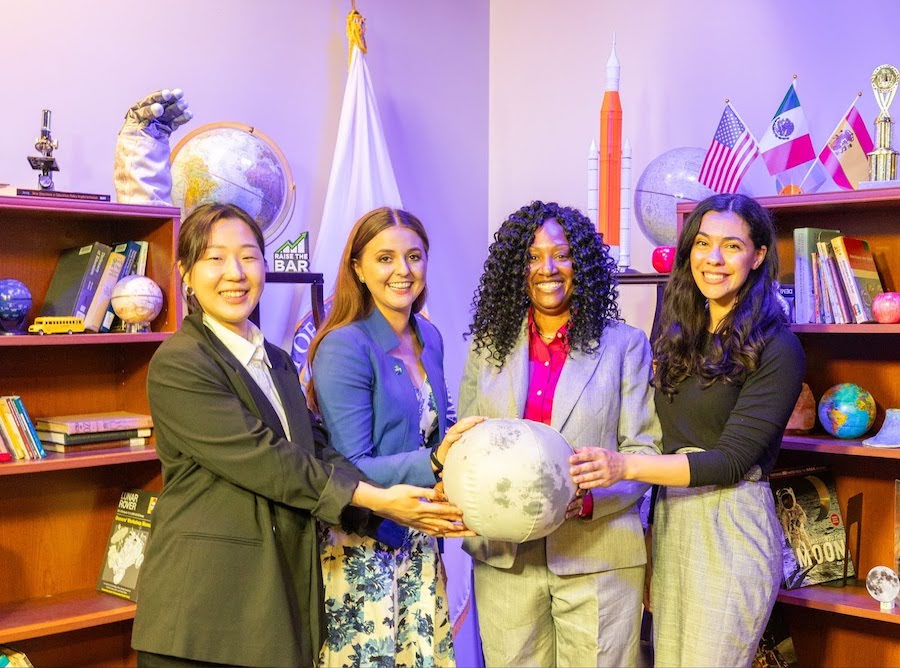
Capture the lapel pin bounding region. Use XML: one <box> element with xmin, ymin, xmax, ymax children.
<box><xmin>393</xmin><ymin>364</ymin><xmax>403</xmax><ymax>375</ymax></box>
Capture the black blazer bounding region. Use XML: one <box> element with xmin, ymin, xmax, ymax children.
<box><xmin>132</xmin><ymin>311</ymin><xmax>367</xmax><ymax>667</ymax></box>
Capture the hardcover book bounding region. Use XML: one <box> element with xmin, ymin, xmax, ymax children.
<box><xmin>43</xmin><ymin>437</ymin><xmax>148</xmax><ymax>453</ymax></box>
<box><xmin>99</xmin><ymin>241</ymin><xmax>144</xmax><ymax>332</ymax></box>
<box><xmin>830</xmin><ymin>236</ymin><xmax>886</xmax><ymax>323</ymax></box>
<box><xmin>0</xmin><ymin>398</ymin><xmax>28</xmax><ymax>460</ymax></box>
<box><xmin>83</xmin><ymin>249</ymin><xmax>126</xmax><ymax>332</ymax></box>
<box><xmin>34</xmin><ymin>411</ymin><xmax>153</xmax><ymax>435</ymax></box>
<box><xmin>794</xmin><ymin>227</ymin><xmax>840</xmax><ymax>324</ymax></box>
<box><xmin>816</xmin><ymin>240</ymin><xmax>852</xmax><ymax>324</ymax></box>
<box><xmin>15</xmin><ymin>188</ymin><xmax>110</xmax><ymax>202</ymax></box>
<box><xmin>771</xmin><ymin>466</ymin><xmax>854</xmax><ymax>589</ymax></box>
<box><xmin>36</xmin><ymin>427</ymin><xmax>151</xmax><ymax>445</ymax></box>
<box><xmin>40</xmin><ymin>242</ymin><xmax>112</xmax><ymax>319</ymax></box>
<box><xmin>97</xmin><ymin>488</ymin><xmax>157</xmax><ymax>601</ymax></box>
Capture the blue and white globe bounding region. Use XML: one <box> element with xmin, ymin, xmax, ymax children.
<box><xmin>0</xmin><ymin>278</ymin><xmax>32</xmax><ymax>335</ymax></box>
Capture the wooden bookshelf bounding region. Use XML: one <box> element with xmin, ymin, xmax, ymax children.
<box><xmin>0</xmin><ymin>196</ymin><xmax>175</xmax><ymax>666</ymax></box>
<box><xmin>677</xmin><ymin>188</ymin><xmax>900</xmax><ymax>666</ymax></box>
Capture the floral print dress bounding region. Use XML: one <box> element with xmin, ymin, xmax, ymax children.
<box><xmin>318</xmin><ymin>378</ymin><xmax>455</xmax><ymax>668</ymax></box>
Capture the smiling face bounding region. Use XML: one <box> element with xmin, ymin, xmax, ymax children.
<box><xmin>527</xmin><ymin>219</ymin><xmax>574</xmax><ymax>323</ymax></box>
<box><xmin>690</xmin><ymin>210</ymin><xmax>766</xmax><ymax>329</ymax></box>
<box><xmin>181</xmin><ymin>216</ymin><xmax>265</xmax><ymax>339</ymax></box>
<box><xmin>353</xmin><ymin>225</ymin><xmax>427</xmax><ymax>322</ymax></box>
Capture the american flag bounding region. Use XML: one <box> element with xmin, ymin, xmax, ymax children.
<box><xmin>698</xmin><ymin>103</ymin><xmax>759</xmax><ymax>193</ymax></box>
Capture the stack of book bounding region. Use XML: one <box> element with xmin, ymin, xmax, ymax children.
<box><xmin>0</xmin><ymin>395</ymin><xmax>46</xmax><ymax>461</ymax></box>
<box><xmin>40</xmin><ymin>239</ymin><xmax>149</xmax><ymax>333</ymax></box>
<box><xmin>34</xmin><ymin>411</ymin><xmax>153</xmax><ymax>453</ymax></box>
<box><xmin>793</xmin><ymin>228</ymin><xmax>887</xmax><ymax>324</ymax></box>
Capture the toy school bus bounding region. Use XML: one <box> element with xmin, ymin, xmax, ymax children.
<box><xmin>28</xmin><ymin>316</ymin><xmax>86</xmax><ymax>335</ymax></box>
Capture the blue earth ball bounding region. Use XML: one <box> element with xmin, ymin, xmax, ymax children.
<box><xmin>817</xmin><ymin>383</ymin><xmax>876</xmax><ymax>439</ymax></box>
<box><xmin>0</xmin><ymin>278</ymin><xmax>32</xmax><ymax>334</ymax></box>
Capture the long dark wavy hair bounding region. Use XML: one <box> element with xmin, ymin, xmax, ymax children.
<box><xmin>653</xmin><ymin>193</ymin><xmax>787</xmax><ymax>398</ymax></box>
<box><xmin>466</xmin><ymin>200</ymin><xmax>620</xmax><ymax>366</ymax></box>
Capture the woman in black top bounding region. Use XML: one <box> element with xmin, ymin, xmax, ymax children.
<box><xmin>570</xmin><ymin>193</ymin><xmax>805</xmax><ymax>667</ymax></box>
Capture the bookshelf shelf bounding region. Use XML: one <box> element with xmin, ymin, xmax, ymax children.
<box><xmin>777</xmin><ymin>584</ymin><xmax>900</xmax><ymax>625</ymax></box>
<box><xmin>782</xmin><ymin>436</ymin><xmax>900</xmax><ymax>459</ymax></box>
<box><xmin>0</xmin><ymin>197</ymin><xmax>173</xmax><ymax>666</ymax></box>
<box><xmin>0</xmin><ymin>332</ymin><xmax>172</xmax><ymax>347</ymax></box>
<box><xmin>791</xmin><ymin>323</ymin><xmax>900</xmax><ymax>334</ymax></box>
<box><xmin>678</xmin><ymin>189</ymin><xmax>900</xmax><ymax>666</ymax></box>
<box><xmin>0</xmin><ymin>446</ymin><xmax>159</xmax><ymax>476</ymax></box>
<box><xmin>0</xmin><ymin>589</ymin><xmax>136</xmax><ymax>644</ymax></box>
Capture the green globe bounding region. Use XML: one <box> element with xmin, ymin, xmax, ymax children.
<box><xmin>817</xmin><ymin>383</ymin><xmax>876</xmax><ymax>439</ymax></box>
<box><xmin>170</xmin><ymin>122</ymin><xmax>294</xmax><ymax>241</ymax></box>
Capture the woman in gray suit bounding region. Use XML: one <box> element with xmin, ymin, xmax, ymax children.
<box><xmin>132</xmin><ymin>203</ymin><xmax>467</xmax><ymax>668</ymax></box>
<box><xmin>459</xmin><ymin>200</ymin><xmax>661</xmax><ymax>668</ymax></box>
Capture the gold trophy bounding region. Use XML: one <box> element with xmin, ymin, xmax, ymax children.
<box><xmin>868</xmin><ymin>64</ymin><xmax>900</xmax><ymax>181</ymax></box>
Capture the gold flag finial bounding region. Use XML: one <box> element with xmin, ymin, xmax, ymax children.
<box><xmin>347</xmin><ymin>6</ymin><xmax>367</xmax><ymax>67</ymax></box>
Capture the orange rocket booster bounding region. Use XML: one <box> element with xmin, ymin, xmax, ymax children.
<box><xmin>598</xmin><ymin>40</ymin><xmax>621</xmax><ymax>246</ymax></box>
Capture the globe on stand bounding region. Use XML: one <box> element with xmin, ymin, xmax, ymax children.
<box><xmin>170</xmin><ymin>122</ymin><xmax>295</xmax><ymax>242</ymax></box>
<box><xmin>865</xmin><ymin>565</ymin><xmax>900</xmax><ymax>610</ymax></box>
<box><xmin>817</xmin><ymin>383</ymin><xmax>876</xmax><ymax>439</ymax></box>
<box><xmin>111</xmin><ymin>275</ymin><xmax>163</xmax><ymax>333</ymax></box>
<box><xmin>0</xmin><ymin>278</ymin><xmax>33</xmax><ymax>335</ymax></box>
<box><xmin>634</xmin><ymin>147</ymin><xmax>716</xmax><ymax>246</ymax></box>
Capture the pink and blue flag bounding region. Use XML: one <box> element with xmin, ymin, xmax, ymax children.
<box><xmin>759</xmin><ymin>81</ymin><xmax>816</xmax><ymax>176</ymax></box>
<box><xmin>698</xmin><ymin>102</ymin><xmax>759</xmax><ymax>194</ymax></box>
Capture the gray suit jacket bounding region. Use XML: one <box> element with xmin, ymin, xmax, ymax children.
<box><xmin>458</xmin><ymin>320</ymin><xmax>661</xmax><ymax>575</ymax></box>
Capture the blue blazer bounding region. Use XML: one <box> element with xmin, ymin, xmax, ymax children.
<box><xmin>312</xmin><ymin>308</ymin><xmax>451</xmax><ymax>488</ymax></box>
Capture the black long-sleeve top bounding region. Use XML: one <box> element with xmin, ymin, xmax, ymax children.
<box><xmin>655</xmin><ymin>327</ymin><xmax>806</xmax><ymax>487</ymax></box>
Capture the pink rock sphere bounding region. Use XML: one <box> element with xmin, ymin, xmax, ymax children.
<box><xmin>651</xmin><ymin>246</ymin><xmax>676</xmax><ymax>273</ymax></box>
<box><xmin>872</xmin><ymin>292</ymin><xmax>900</xmax><ymax>324</ymax></box>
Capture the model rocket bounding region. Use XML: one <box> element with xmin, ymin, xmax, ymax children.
<box><xmin>598</xmin><ymin>37</ymin><xmax>622</xmax><ymax>260</ymax></box>
<box><xmin>619</xmin><ymin>137</ymin><xmax>632</xmax><ymax>271</ymax></box>
<box><xmin>587</xmin><ymin>139</ymin><xmax>599</xmax><ymax>228</ymax></box>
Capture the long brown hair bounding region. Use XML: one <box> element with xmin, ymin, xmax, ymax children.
<box><xmin>305</xmin><ymin>207</ymin><xmax>429</xmax><ymax>411</ymax></box>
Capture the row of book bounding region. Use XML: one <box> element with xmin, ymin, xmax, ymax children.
<box><xmin>34</xmin><ymin>410</ymin><xmax>153</xmax><ymax>453</ymax></box>
<box><xmin>42</xmin><ymin>239</ymin><xmax>149</xmax><ymax>332</ymax></box>
<box><xmin>793</xmin><ymin>229</ymin><xmax>885</xmax><ymax>324</ymax></box>
<box><xmin>0</xmin><ymin>396</ymin><xmax>46</xmax><ymax>461</ymax></box>
<box><xmin>0</xmin><ymin>408</ymin><xmax>153</xmax><ymax>461</ymax></box>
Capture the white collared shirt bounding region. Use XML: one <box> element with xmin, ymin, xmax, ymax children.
<box><xmin>202</xmin><ymin>314</ymin><xmax>292</xmax><ymax>440</ymax></box>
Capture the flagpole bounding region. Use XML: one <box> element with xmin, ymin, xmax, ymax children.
<box><xmin>799</xmin><ymin>92</ymin><xmax>862</xmax><ymax>190</ymax></box>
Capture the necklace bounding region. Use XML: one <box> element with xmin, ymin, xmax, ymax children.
<box><xmin>537</xmin><ymin>328</ymin><xmax>557</xmax><ymax>342</ymax></box>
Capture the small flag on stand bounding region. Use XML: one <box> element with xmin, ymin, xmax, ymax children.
<box><xmin>759</xmin><ymin>78</ymin><xmax>816</xmax><ymax>193</ymax></box>
<box><xmin>813</xmin><ymin>93</ymin><xmax>874</xmax><ymax>190</ymax></box>
<box><xmin>698</xmin><ymin>101</ymin><xmax>759</xmax><ymax>194</ymax></box>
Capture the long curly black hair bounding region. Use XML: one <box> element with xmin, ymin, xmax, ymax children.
<box><xmin>653</xmin><ymin>193</ymin><xmax>788</xmax><ymax>398</ymax></box>
<box><xmin>466</xmin><ymin>200</ymin><xmax>620</xmax><ymax>366</ymax></box>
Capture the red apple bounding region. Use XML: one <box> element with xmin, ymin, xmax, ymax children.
<box><xmin>651</xmin><ymin>246</ymin><xmax>676</xmax><ymax>273</ymax></box>
<box><xmin>872</xmin><ymin>291</ymin><xmax>900</xmax><ymax>324</ymax></box>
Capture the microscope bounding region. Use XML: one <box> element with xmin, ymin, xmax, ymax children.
<box><xmin>27</xmin><ymin>109</ymin><xmax>60</xmax><ymax>190</ymax></box>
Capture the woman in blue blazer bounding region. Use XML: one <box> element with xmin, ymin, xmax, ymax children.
<box><xmin>307</xmin><ymin>207</ymin><xmax>480</xmax><ymax>668</ymax></box>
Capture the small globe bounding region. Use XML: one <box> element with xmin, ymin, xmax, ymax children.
<box><xmin>633</xmin><ymin>147</ymin><xmax>716</xmax><ymax>246</ymax></box>
<box><xmin>442</xmin><ymin>418</ymin><xmax>576</xmax><ymax>543</ymax></box>
<box><xmin>817</xmin><ymin>383</ymin><xmax>876</xmax><ymax>439</ymax></box>
<box><xmin>111</xmin><ymin>275</ymin><xmax>164</xmax><ymax>333</ymax></box>
<box><xmin>170</xmin><ymin>122</ymin><xmax>295</xmax><ymax>241</ymax></box>
<box><xmin>0</xmin><ymin>278</ymin><xmax>32</xmax><ymax>335</ymax></box>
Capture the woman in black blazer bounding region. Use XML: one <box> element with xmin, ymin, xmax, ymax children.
<box><xmin>132</xmin><ymin>203</ymin><xmax>467</xmax><ymax>668</ymax></box>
